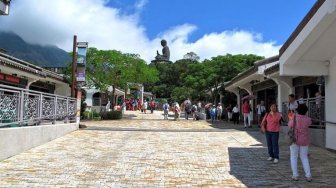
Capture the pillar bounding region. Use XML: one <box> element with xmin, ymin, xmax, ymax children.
<box><xmin>326</xmin><ymin>56</ymin><xmax>336</xmax><ymax>150</ymax></box>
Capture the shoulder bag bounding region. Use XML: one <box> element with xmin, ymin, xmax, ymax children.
<box><xmin>285</xmin><ymin>114</ymin><xmax>296</xmax><ymax>145</ymax></box>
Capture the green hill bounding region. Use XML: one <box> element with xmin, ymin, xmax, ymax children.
<box><xmin>0</xmin><ymin>31</ymin><xmax>70</xmax><ymax>67</ymax></box>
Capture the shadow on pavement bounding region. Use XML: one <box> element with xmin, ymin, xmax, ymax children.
<box><xmin>228</xmin><ymin>146</ymin><xmax>336</xmax><ymax>187</ymax></box>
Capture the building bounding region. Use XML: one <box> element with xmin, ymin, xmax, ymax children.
<box><xmin>84</xmin><ymin>86</ymin><xmax>125</xmax><ymax>113</ymax></box>
<box><xmin>0</xmin><ymin>51</ymin><xmax>70</xmax><ymax>96</ymax></box>
<box><xmin>279</xmin><ymin>0</ymin><xmax>336</xmax><ymax>150</ymax></box>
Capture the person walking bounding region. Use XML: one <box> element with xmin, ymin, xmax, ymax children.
<box><xmin>163</xmin><ymin>102</ymin><xmax>170</xmax><ymax>120</ymax></box>
<box><xmin>217</xmin><ymin>103</ymin><xmax>223</xmax><ymax>121</ymax></box>
<box><xmin>232</xmin><ymin>104</ymin><xmax>239</xmax><ymax>124</ymax></box>
<box><xmin>210</xmin><ymin>105</ymin><xmax>217</xmax><ymax>124</ymax></box>
<box><xmin>288</xmin><ymin>104</ymin><xmax>312</xmax><ymax>182</ymax></box>
<box><xmin>185</xmin><ymin>102</ymin><xmax>192</xmax><ymax>120</ymax></box>
<box><xmin>142</xmin><ymin>100</ymin><xmax>148</xmax><ymax>114</ymax></box>
<box><xmin>149</xmin><ymin>100</ymin><xmax>155</xmax><ymax>114</ymax></box>
<box><xmin>287</xmin><ymin>94</ymin><xmax>298</xmax><ymax>120</ymax></box>
<box><xmin>226</xmin><ymin>104</ymin><xmax>232</xmax><ymax>122</ymax></box>
<box><xmin>260</xmin><ymin>103</ymin><xmax>282</xmax><ymax>163</ymax></box>
<box><xmin>174</xmin><ymin>103</ymin><xmax>181</xmax><ymax>121</ymax></box>
<box><xmin>242</xmin><ymin>100</ymin><xmax>251</xmax><ymax>128</ymax></box>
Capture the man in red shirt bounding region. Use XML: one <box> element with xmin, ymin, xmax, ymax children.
<box><xmin>242</xmin><ymin>100</ymin><xmax>251</xmax><ymax>128</ymax></box>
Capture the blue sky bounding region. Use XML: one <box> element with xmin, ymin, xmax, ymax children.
<box><xmin>0</xmin><ymin>0</ymin><xmax>317</xmax><ymax>62</ymax></box>
<box><xmin>108</xmin><ymin>0</ymin><xmax>316</xmax><ymax>45</ymax></box>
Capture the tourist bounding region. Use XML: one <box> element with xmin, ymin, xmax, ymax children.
<box><xmin>174</xmin><ymin>103</ymin><xmax>181</xmax><ymax>121</ymax></box>
<box><xmin>242</xmin><ymin>100</ymin><xmax>251</xmax><ymax>128</ymax></box>
<box><xmin>134</xmin><ymin>99</ymin><xmax>138</xmax><ymax>111</ymax></box>
<box><xmin>149</xmin><ymin>100</ymin><xmax>155</xmax><ymax>114</ymax></box>
<box><xmin>226</xmin><ymin>104</ymin><xmax>232</xmax><ymax>122</ymax></box>
<box><xmin>191</xmin><ymin>104</ymin><xmax>198</xmax><ymax>120</ymax></box>
<box><xmin>217</xmin><ymin>103</ymin><xmax>223</xmax><ymax>121</ymax></box>
<box><xmin>138</xmin><ymin>99</ymin><xmax>142</xmax><ymax>111</ymax></box>
<box><xmin>260</xmin><ymin>103</ymin><xmax>282</xmax><ymax>163</ymax></box>
<box><xmin>210</xmin><ymin>105</ymin><xmax>217</xmax><ymax>124</ymax></box>
<box><xmin>287</xmin><ymin>94</ymin><xmax>298</xmax><ymax>120</ymax></box>
<box><xmin>163</xmin><ymin>102</ymin><xmax>170</xmax><ymax>120</ymax></box>
<box><xmin>122</xmin><ymin>101</ymin><xmax>126</xmax><ymax>114</ymax></box>
<box><xmin>142</xmin><ymin>100</ymin><xmax>148</xmax><ymax>114</ymax></box>
<box><xmin>256</xmin><ymin>101</ymin><xmax>266</xmax><ymax>127</ymax></box>
<box><xmin>298</xmin><ymin>95</ymin><xmax>305</xmax><ymax>104</ymax></box>
<box><xmin>288</xmin><ymin>104</ymin><xmax>312</xmax><ymax>182</ymax></box>
<box><xmin>197</xmin><ymin>101</ymin><xmax>202</xmax><ymax>112</ymax></box>
<box><xmin>185</xmin><ymin>102</ymin><xmax>192</xmax><ymax>120</ymax></box>
<box><xmin>232</xmin><ymin>104</ymin><xmax>239</xmax><ymax>124</ymax></box>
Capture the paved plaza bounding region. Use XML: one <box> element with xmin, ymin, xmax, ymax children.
<box><xmin>0</xmin><ymin>111</ymin><xmax>336</xmax><ymax>187</ymax></box>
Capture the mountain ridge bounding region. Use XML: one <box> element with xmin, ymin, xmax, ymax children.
<box><xmin>0</xmin><ymin>31</ymin><xmax>70</xmax><ymax>67</ymax></box>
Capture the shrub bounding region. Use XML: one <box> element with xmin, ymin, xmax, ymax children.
<box><xmin>82</xmin><ymin>110</ymin><xmax>101</xmax><ymax>120</ymax></box>
<box><xmin>101</xmin><ymin>111</ymin><xmax>122</xmax><ymax>120</ymax></box>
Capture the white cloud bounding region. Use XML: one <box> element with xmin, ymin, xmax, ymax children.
<box><xmin>0</xmin><ymin>0</ymin><xmax>280</xmax><ymax>63</ymax></box>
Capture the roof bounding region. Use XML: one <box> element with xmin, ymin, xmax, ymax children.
<box><xmin>279</xmin><ymin>0</ymin><xmax>326</xmax><ymax>56</ymax></box>
<box><xmin>264</xmin><ymin>63</ymin><xmax>279</xmax><ymax>75</ymax></box>
<box><xmin>0</xmin><ymin>51</ymin><xmax>66</xmax><ymax>82</ymax></box>
<box><xmin>225</xmin><ymin>55</ymin><xmax>279</xmax><ymax>88</ymax></box>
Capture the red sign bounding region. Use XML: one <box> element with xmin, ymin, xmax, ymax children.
<box><xmin>0</xmin><ymin>73</ymin><xmax>4</xmax><ymax>80</ymax></box>
<box><xmin>5</xmin><ymin>75</ymin><xmax>20</xmax><ymax>84</ymax></box>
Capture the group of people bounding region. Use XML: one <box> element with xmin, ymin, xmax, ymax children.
<box><xmin>162</xmin><ymin>100</ymin><xmax>201</xmax><ymax>121</ymax></box>
<box><xmin>122</xmin><ymin>99</ymin><xmax>156</xmax><ymax>114</ymax></box>
<box><xmin>260</xmin><ymin>94</ymin><xmax>312</xmax><ymax>182</ymax></box>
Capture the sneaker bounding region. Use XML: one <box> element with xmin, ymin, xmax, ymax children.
<box><xmin>306</xmin><ymin>177</ymin><xmax>312</xmax><ymax>182</ymax></box>
<box><xmin>273</xmin><ymin>159</ymin><xmax>279</xmax><ymax>163</ymax></box>
<box><xmin>267</xmin><ymin>157</ymin><xmax>273</xmax><ymax>161</ymax></box>
<box><xmin>292</xmin><ymin>176</ymin><xmax>299</xmax><ymax>181</ymax></box>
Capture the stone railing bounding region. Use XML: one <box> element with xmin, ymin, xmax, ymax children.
<box><xmin>0</xmin><ymin>84</ymin><xmax>76</xmax><ymax>128</ymax></box>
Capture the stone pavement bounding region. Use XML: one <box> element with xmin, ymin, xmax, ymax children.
<box><xmin>0</xmin><ymin>110</ymin><xmax>336</xmax><ymax>187</ymax></box>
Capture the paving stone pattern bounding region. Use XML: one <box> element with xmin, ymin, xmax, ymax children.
<box><xmin>0</xmin><ymin>110</ymin><xmax>336</xmax><ymax>187</ymax></box>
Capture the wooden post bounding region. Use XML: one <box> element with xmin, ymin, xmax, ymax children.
<box><xmin>71</xmin><ymin>35</ymin><xmax>77</xmax><ymax>98</ymax></box>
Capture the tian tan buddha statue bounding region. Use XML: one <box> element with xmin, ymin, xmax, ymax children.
<box><xmin>155</xmin><ymin>39</ymin><xmax>170</xmax><ymax>61</ymax></box>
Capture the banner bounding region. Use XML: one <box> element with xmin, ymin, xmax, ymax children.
<box><xmin>77</xmin><ymin>47</ymin><xmax>87</xmax><ymax>65</ymax></box>
<box><xmin>76</xmin><ymin>42</ymin><xmax>88</xmax><ymax>82</ymax></box>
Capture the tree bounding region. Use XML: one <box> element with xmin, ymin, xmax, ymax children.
<box><xmin>183</xmin><ymin>52</ymin><xmax>200</xmax><ymax>62</ymax></box>
<box><xmin>65</xmin><ymin>48</ymin><xmax>159</xmax><ymax>109</ymax></box>
<box><xmin>182</xmin><ymin>54</ymin><xmax>264</xmax><ymax>104</ymax></box>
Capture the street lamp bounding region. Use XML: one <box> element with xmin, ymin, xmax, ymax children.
<box><xmin>0</xmin><ymin>0</ymin><xmax>11</xmax><ymax>15</ymax></box>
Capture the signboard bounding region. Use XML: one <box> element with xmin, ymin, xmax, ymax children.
<box><xmin>76</xmin><ymin>47</ymin><xmax>87</xmax><ymax>65</ymax></box>
<box><xmin>76</xmin><ymin>67</ymin><xmax>86</xmax><ymax>82</ymax></box>
<box><xmin>76</xmin><ymin>42</ymin><xmax>88</xmax><ymax>82</ymax></box>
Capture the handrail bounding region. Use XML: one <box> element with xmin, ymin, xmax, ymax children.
<box><xmin>0</xmin><ymin>84</ymin><xmax>76</xmax><ymax>100</ymax></box>
<box><xmin>0</xmin><ymin>85</ymin><xmax>77</xmax><ymax>127</ymax></box>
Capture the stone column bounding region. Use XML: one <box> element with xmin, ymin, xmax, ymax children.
<box><xmin>326</xmin><ymin>57</ymin><xmax>336</xmax><ymax>150</ymax></box>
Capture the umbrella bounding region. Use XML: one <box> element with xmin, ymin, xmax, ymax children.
<box><xmin>204</xmin><ymin>103</ymin><xmax>213</xmax><ymax>108</ymax></box>
<box><xmin>241</xmin><ymin>95</ymin><xmax>256</xmax><ymax>101</ymax></box>
<box><xmin>184</xmin><ymin>99</ymin><xmax>191</xmax><ymax>105</ymax></box>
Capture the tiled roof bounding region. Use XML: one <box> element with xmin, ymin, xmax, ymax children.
<box><xmin>225</xmin><ymin>55</ymin><xmax>279</xmax><ymax>88</ymax></box>
<box><xmin>264</xmin><ymin>63</ymin><xmax>279</xmax><ymax>75</ymax></box>
<box><xmin>0</xmin><ymin>52</ymin><xmax>66</xmax><ymax>82</ymax></box>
